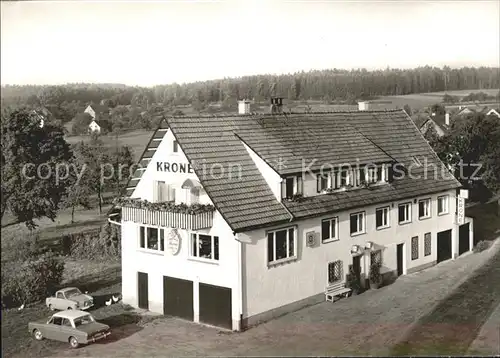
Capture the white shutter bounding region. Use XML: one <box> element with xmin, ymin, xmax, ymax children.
<box><xmin>153</xmin><ymin>181</ymin><xmax>160</xmax><ymax>202</ymax></box>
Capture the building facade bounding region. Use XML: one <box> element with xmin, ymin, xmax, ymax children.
<box><xmin>109</xmin><ymin>109</ymin><xmax>473</xmax><ymax>331</ymax></box>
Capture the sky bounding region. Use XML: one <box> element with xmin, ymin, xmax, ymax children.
<box><xmin>1</xmin><ymin>0</ymin><xmax>499</xmax><ymax>86</ymax></box>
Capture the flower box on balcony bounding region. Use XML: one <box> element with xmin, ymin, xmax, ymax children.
<box><xmin>116</xmin><ymin>198</ymin><xmax>215</xmax><ymax>230</ymax></box>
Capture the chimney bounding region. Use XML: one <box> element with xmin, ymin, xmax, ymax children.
<box><xmin>238</xmin><ymin>99</ymin><xmax>251</xmax><ymax>115</ymax></box>
<box><xmin>270</xmin><ymin>97</ymin><xmax>283</xmax><ymax>114</ymax></box>
<box><xmin>445</xmin><ymin>113</ymin><xmax>450</xmax><ymax>126</ymax></box>
<box><xmin>358</xmin><ymin>101</ymin><xmax>369</xmax><ymax>111</ymax></box>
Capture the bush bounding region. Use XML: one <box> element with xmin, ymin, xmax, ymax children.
<box><xmin>473</xmin><ymin>240</ymin><xmax>492</xmax><ymax>253</ymax></box>
<box><xmin>1</xmin><ymin>251</ymin><xmax>65</xmax><ymax>308</ymax></box>
<box><xmin>346</xmin><ymin>266</ymin><xmax>361</xmax><ymax>293</ymax></box>
<box><xmin>59</xmin><ymin>224</ymin><xmax>121</xmax><ymax>260</ymax></box>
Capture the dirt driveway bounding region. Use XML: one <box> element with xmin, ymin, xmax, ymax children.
<box><xmin>52</xmin><ymin>240</ymin><xmax>499</xmax><ymax>357</ymax></box>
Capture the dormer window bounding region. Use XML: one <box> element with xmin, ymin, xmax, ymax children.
<box><xmin>282</xmin><ymin>175</ymin><xmax>303</xmax><ymax>199</ymax></box>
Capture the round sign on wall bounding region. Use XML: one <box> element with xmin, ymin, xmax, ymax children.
<box><xmin>167</xmin><ymin>228</ymin><xmax>181</xmax><ymax>255</ymax></box>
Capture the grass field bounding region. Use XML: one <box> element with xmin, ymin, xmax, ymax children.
<box><xmin>66</xmin><ymin>129</ymin><xmax>152</xmax><ymax>161</ymax></box>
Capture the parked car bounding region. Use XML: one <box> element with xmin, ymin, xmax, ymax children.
<box><xmin>46</xmin><ymin>287</ymin><xmax>94</xmax><ymax>311</ymax></box>
<box><xmin>28</xmin><ymin>310</ymin><xmax>111</xmax><ymax>348</ymax></box>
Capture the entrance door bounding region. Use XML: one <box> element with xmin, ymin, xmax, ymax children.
<box><xmin>437</xmin><ymin>229</ymin><xmax>452</xmax><ymax>262</ymax></box>
<box><xmin>163</xmin><ymin>276</ymin><xmax>194</xmax><ymax>321</ymax></box>
<box><xmin>199</xmin><ymin>283</ymin><xmax>232</xmax><ymax>329</ymax></box>
<box><xmin>396</xmin><ymin>243</ymin><xmax>404</xmax><ymax>276</ymax></box>
<box><xmin>459</xmin><ymin>223</ymin><xmax>470</xmax><ymax>256</ymax></box>
<box><xmin>352</xmin><ymin>255</ymin><xmax>362</xmax><ymax>282</ymax></box>
<box><xmin>137</xmin><ymin>272</ymin><xmax>149</xmax><ymax>310</ymax></box>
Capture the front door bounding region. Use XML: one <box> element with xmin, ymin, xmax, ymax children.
<box><xmin>137</xmin><ymin>272</ymin><xmax>149</xmax><ymax>310</ymax></box>
<box><xmin>352</xmin><ymin>255</ymin><xmax>361</xmax><ymax>282</ymax></box>
<box><xmin>397</xmin><ymin>243</ymin><xmax>404</xmax><ymax>276</ymax></box>
<box><xmin>459</xmin><ymin>223</ymin><xmax>470</xmax><ymax>256</ymax></box>
<box><xmin>437</xmin><ymin>229</ymin><xmax>452</xmax><ymax>263</ymax></box>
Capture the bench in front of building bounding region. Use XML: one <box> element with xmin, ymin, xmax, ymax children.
<box><xmin>325</xmin><ymin>282</ymin><xmax>352</xmax><ymax>302</ymax></box>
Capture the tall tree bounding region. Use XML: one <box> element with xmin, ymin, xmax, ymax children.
<box><xmin>1</xmin><ymin>108</ymin><xmax>73</xmax><ymax>228</ymax></box>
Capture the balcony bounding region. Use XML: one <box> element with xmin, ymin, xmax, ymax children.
<box><xmin>118</xmin><ymin>199</ymin><xmax>214</xmax><ymax>230</ymax></box>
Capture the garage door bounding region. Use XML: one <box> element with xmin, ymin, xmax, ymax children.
<box><xmin>437</xmin><ymin>229</ymin><xmax>452</xmax><ymax>263</ymax></box>
<box><xmin>163</xmin><ymin>276</ymin><xmax>193</xmax><ymax>321</ymax></box>
<box><xmin>459</xmin><ymin>223</ymin><xmax>470</xmax><ymax>256</ymax></box>
<box><xmin>199</xmin><ymin>283</ymin><xmax>232</xmax><ymax>330</ymax></box>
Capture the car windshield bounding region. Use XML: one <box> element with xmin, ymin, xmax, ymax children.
<box><xmin>73</xmin><ymin>314</ymin><xmax>95</xmax><ymax>327</ymax></box>
<box><xmin>65</xmin><ymin>288</ymin><xmax>82</xmax><ymax>298</ymax></box>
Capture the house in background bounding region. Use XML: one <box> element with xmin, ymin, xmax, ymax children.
<box><xmin>30</xmin><ymin>106</ymin><xmax>53</xmax><ymax>128</ymax></box>
<box><xmin>108</xmin><ymin>104</ymin><xmax>474</xmax><ymax>332</ymax></box>
<box><xmin>413</xmin><ymin>113</ymin><xmax>452</xmax><ymax>137</ymax></box>
<box><xmin>84</xmin><ymin>103</ymin><xmax>110</xmax><ymax>120</ymax></box>
<box><xmin>88</xmin><ymin>118</ymin><xmax>112</xmax><ymax>134</ymax></box>
<box><xmin>486</xmin><ymin>108</ymin><xmax>500</xmax><ymax>118</ymax></box>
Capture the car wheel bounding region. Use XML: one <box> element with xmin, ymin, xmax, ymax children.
<box><xmin>33</xmin><ymin>329</ymin><xmax>43</xmax><ymax>341</ymax></box>
<box><xmin>69</xmin><ymin>336</ymin><xmax>79</xmax><ymax>349</ymax></box>
<box><xmin>67</xmin><ymin>307</ymin><xmax>72</xmax><ymax>310</ymax></box>
<box><xmin>48</xmin><ymin>304</ymin><xmax>55</xmax><ymax>311</ymax></box>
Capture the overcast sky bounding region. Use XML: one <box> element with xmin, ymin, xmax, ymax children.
<box><xmin>1</xmin><ymin>0</ymin><xmax>499</xmax><ymax>86</ymax></box>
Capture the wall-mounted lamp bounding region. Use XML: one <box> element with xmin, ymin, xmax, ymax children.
<box><xmin>351</xmin><ymin>245</ymin><xmax>361</xmax><ymax>254</ymax></box>
<box><xmin>365</xmin><ymin>241</ymin><xmax>373</xmax><ymax>250</ymax></box>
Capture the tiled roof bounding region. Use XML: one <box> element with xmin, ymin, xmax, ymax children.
<box><xmin>118</xmin><ymin>110</ymin><xmax>460</xmax><ymax>232</ymax></box>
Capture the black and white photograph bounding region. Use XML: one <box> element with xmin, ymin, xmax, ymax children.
<box><xmin>1</xmin><ymin>0</ymin><xmax>499</xmax><ymax>357</ymax></box>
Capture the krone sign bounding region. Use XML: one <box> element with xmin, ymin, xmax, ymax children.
<box><xmin>457</xmin><ymin>197</ymin><xmax>465</xmax><ymax>225</ymax></box>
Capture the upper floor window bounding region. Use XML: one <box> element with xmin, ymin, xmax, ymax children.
<box><xmin>321</xmin><ymin>217</ymin><xmax>338</xmax><ymax>243</ymax></box>
<box><xmin>350</xmin><ymin>211</ymin><xmax>366</xmax><ymax>236</ymax></box>
<box><xmin>398</xmin><ymin>202</ymin><xmax>412</xmax><ymax>224</ymax></box>
<box><xmin>317</xmin><ymin>173</ymin><xmax>330</xmax><ymax>192</ymax></box>
<box><xmin>267</xmin><ymin>226</ymin><xmax>297</xmax><ymax>264</ymax></box>
<box><xmin>282</xmin><ymin>176</ymin><xmax>303</xmax><ymax>199</ymax></box>
<box><xmin>154</xmin><ymin>181</ymin><xmax>175</xmax><ymax>202</ymax></box>
<box><xmin>173</xmin><ymin>140</ymin><xmax>179</xmax><ymax>153</ymax></box>
<box><xmin>366</xmin><ymin>167</ymin><xmax>378</xmax><ymax>184</ymax></box>
<box><xmin>376</xmin><ymin>206</ymin><xmax>390</xmax><ymax>229</ymax></box>
<box><xmin>139</xmin><ymin>226</ymin><xmax>165</xmax><ymax>252</ymax></box>
<box><xmin>418</xmin><ymin>198</ymin><xmax>431</xmax><ymax>219</ymax></box>
<box><xmin>437</xmin><ymin>195</ymin><xmax>449</xmax><ymax>215</ymax></box>
<box><xmin>191</xmin><ymin>233</ymin><xmax>219</xmax><ymax>261</ymax></box>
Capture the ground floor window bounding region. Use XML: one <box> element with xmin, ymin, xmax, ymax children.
<box><xmin>328</xmin><ymin>260</ymin><xmax>343</xmax><ymax>284</ymax></box>
<box><xmin>191</xmin><ymin>234</ymin><xmax>219</xmax><ymax>261</ymax></box>
<box><xmin>411</xmin><ymin>236</ymin><xmax>419</xmax><ymax>260</ymax></box>
<box><xmin>424</xmin><ymin>232</ymin><xmax>432</xmax><ymax>256</ymax></box>
<box><xmin>139</xmin><ymin>226</ymin><xmax>165</xmax><ymax>252</ymax></box>
<box><xmin>267</xmin><ymin>227</ymin><xmax>296</xmax><ymax>264</ymax></box>
<box><xmin>371</xmin><ymin>250</ymin><xmax>382</xmax><ymax>266</ymax></box>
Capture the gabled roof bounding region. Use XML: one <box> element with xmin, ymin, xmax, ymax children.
<box><xmin>86</xmin><ymin>104</ymin><xmax>109</xmax><ymax>114</ymax></box>
<box><xmin>120</xmin><ymin>110</ymin><xmax>460</xmax><ymax>233</ymax></box>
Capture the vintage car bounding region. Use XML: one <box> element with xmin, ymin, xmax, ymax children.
<box><xmin>29</xmin><ymin>310</ymin><xmax>111</xmax><ymax>348</ymax></box>
<box><xmin>46</xmin><ymin>287</ymin><xmax>94</xmax><ymax>311</ymax></box>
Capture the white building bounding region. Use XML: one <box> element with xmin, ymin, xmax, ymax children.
<box><xmin>108</xmin><ymin>109</ymin><xmax>473</xmax><ymax>331</ymax></box>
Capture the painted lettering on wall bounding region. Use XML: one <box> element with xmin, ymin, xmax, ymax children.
<box><xmin>156</xmin><ymin>162</ymin><xmax>194</xmax><ymax>174</ymax></box>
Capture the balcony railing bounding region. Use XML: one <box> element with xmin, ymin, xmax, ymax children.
<box><xmin>122</xmin><ymin>206</ymin><xmax>213</xmax><ymax>230</ymax></box>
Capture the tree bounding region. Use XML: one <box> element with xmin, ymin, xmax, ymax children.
<box><xmin>109</xmin><ymin>145</ymin><xmax>134</xmax><ymax>196</ymax></box>
<box><xmin>430</xmin><ymin>103</ymin><xmax>446</xmax><ymax>116</ymax></box>
<box><xmin>59</xmin><ymin>155</ymin><xmax>93</xmax><ymax>224</ymax></box>
<box><xmin>71</xmin><ymin>113</ymin><xmax>93</xmax><ymax>135</ymax></box>
<box><xmin>1</xmin><ymin>108</ymin><xmax>73</xmax><ymax>228</ymax></box>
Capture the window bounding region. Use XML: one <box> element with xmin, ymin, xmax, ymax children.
<box><xmin>56</xmin><ymin>292</ymin><xmax>64</xmax><ymax>299</ymax></box>
<box><xmin>173</xmin><ymin>140</ymin><xmax>179</xmax><ymax>153</ymax></box>
<box><xmin>321</xmin><ymin>217</ymin><xmax>338</xmax><ymax>243</ymax></box>
<box><xmin>411</xmin><ymin>236</ymin><xmax>419</xmax><ymax>260</ymax></box>
<box><xmin>398</xmin><ymin>203</ymin><xmax>412</xmax><ymax>224</ymax></box>
<box><xmin>139</xmin><ymin>226</ymin><xmax>165</xmax><ymax>252</ymax></box>
<box><xmin>340</xmin><ymin>170</ymin><xmax>349</xmax><ymax>186</ymax></box>
<box><xmin>366</xmin><ymin>167</ymin><xmax>377</xmax><ymax>183</ymax></box>
<box><xmin>383</xmin><ymin>164</ymin><xmax>390</xmax><ymax>182</ymax></box>
<box><xmin>191</xmin><ymin>234</ymin><xmax>219</xmax><ymax>261</ymax></box>
<box><xmin>376</xmin><ymin>206</ymin><xmax>390</xmax><ymax>229</ymax></box>
<box><xmin>282</xmin><ymin>176</ymin><xmax>303</xmax><ymax>199</ymax></box>
<box><xmin>437</xmin><ymin>195</ymin><xmax>449</xmax><ymax>215</ymax></box>
<box><xmin>328</xmin><ymin>260</ymin><xmax>343</xmax><ymax>284</ymax></box>
<box><xmin>62</xmin><ymin>318</ymin><xmax>72</xmax><ymax>327</ymax></box>
<box><xmin>350</xmin><ymin>212</ymin><xmax>365</xmax><ymax>236</ymax></box>
<box><xmin>267</xmin><ymin>227</ymin><xmax>296</xmax><ymax>264</ymax></box>
<box><xmin>424</xmin><ymin>232</ymin><xmax>431</xmax><ymax>256</ymax></box>
<box><xmin>317</xmin><ymin>173</ymin><xmax>329</xmax><ymax>192</ymax></box>
<box><xmin>51</xmin><ymin>317</ymin><xmax>63</xmax><ymax>325</ymax></box>
<box><xmin>418</xmin><ymin>198</ymin><xmax>431</xmax><ymax>219</ymax></box>
<box><xmin>371</xmin><ymin>250</ymin><xmax>382</xmax><ymax>266</ymax></box>
<box><xmin>331</xmin><ymin>171</ymin><xmax>341</xmax><ymax>189</ymax></box>
<box><xmin>155</xmin><ymin>181</ymin><xmax>175</xmax><ymax>202</ymax></box>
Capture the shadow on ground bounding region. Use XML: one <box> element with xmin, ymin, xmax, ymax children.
<box><xmin>390</xmin><ymin>248</ymin><xmax>500</xmax><ymax>356</ymax></box>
